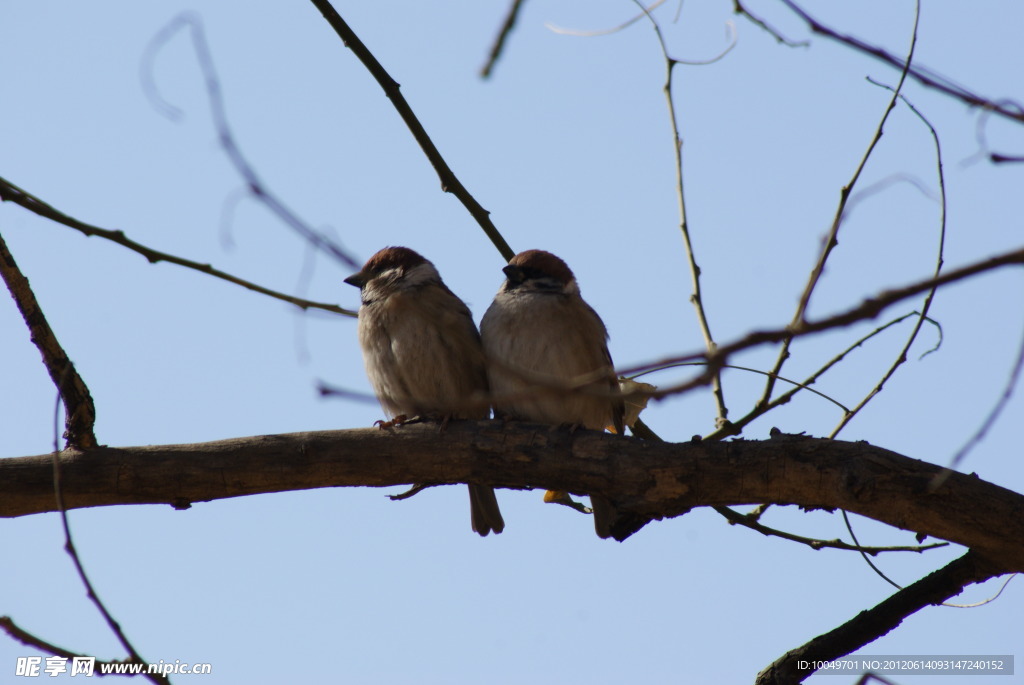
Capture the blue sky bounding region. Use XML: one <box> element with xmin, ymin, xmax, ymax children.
<box><xmin>2</xmin><ymin>1</ymin><xmax>1022</xmax><ymax>683</ymax></box>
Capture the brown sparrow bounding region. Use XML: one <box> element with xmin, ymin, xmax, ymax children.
<box><xmin>344</xmin><ymin>246</ymin><xmax>505</xmax><ymax>536</ymax></box>
<box><xmin>479</xmin><ymin>249</ymin><xmax>623</xmax><ymax>538</ymax></box>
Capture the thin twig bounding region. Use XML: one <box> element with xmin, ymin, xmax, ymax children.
<box><xmin>142</xmin><ymin>13</ymin><xmax>361</xmax><ymax>270</ymax></box>
<box><xmin>947</xmin><ymin>320</ymin><xmax>1024</xmax><ymax>470</ymax></box>
<box><xmin>0</xmin><ymin>616</ymin><xmax>85</xmax><ymax>661</ymax></box>
<box><xmin>758</xmin><ymin>1</ymin><xmax>920</xmax><ymax>409</ymax></box>
<box><xmin>50</xmin><ymin>397</ymin><xmax>169</xmax><ymax>685</ymax></box>
<box><xmin>633</xmin><ymin>413</ymin><xmax>945</xmax><ymax>556</ymax></box>
<box><xmin>945</xmin><ymin>573</ymin><xmax>1016</xmax><ymax>608</ymax></box>
<box><xmin>480</xmin><ymin>0</ymin><xmax>527</xmax><ymax>78</ymax></box>
<box><xmin>829</xmin><ymin>78</ymin><xmax>946</xmax><ymax>440</ymax></box>
<box><xmin>632</xmin><ymin>0</ymin><xmax>728</xmax><ymax>426</ymax></box>
<box><xmin>843</xmin><ymin>509</ymin><xmax>901</xmax><ymax>591</ymax></box>
<box><xmin>0</xmin><ymin>176</ymin><xmax>355</xmax><ymax>317</ymax></box>
<box><xmin>716</xmin><ymin>505</ymin><xmax>947</xmax><ymax>555</ymax></box>
<box><xmin>550</xmin><ymin>4</ymin><xmax>737</xmax><ymax>66</ymax></box>
<box><xmin>704</xmin><ymin>313</ymin><xmax>939</xmax><ymax>441</ymax></box>
<box><xmin>307</xmin><ymin>0</ymin><xmax>515</xmax><ymax>261</ymax></box>
<box><xmin>756</xmin><ymin>551</ymin><xmax>1001</xmax><ymax>685</ymax></box>
<box><xmin>618</xmin><ymin>246</ymin><xmax>1024</xmax><ymax>400</ymax></box>
<box><xmin>731</xmin><ymin>0</ymin><xmax>809</xmax><ymax>47</ymax></box>
<box><xmin>0</xmin><ymin>232</ymin><xmax>97</xmax><ymax>449</ymax></box>
<box><xmin>0</xmin><ymin>616</ymin><xmax>139</xmax><ymax>674</ymax></box>
<box><xmin>629</xmin><ymin>360</ymin><xmax>851</xmax><ymax>411</ymax></box>
<box><xmin>772</xmin><ymin>0</ymin><xmax>1024</xmax><ymax>126</ymax></box>
<box><xmin>546</xmin><ymin>0</ymin><xmax>667</xmax><ymax>38</ymax></box>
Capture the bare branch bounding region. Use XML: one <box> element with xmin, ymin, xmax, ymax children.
<box><xmin>947</xmin><ymin>320</ymin><xmax>1024</xmax><ymax>470</ymax></box>
<box><xmin>636</xmin><ymin>410</ymin><xmax>943</xmax><ymax>556</ymax></box>
<box><xmin>480</xmin><ymin>0</ymin><xmax>527</xmax><ymax>78</ymax></box>
<box><xmin>623</xmin><ymin>246</ymin><xmax>1024</xmax><ymax>399</ymax></box>
<box><xmin>731</xmin><ymin>0</ymin><xmax>809</xmax><ymax>47</ymax></box>
<box><xmin>714</xmin><ymin>504</ymin><xmax>947</xmax><ymax>556</ymax></box>
<box><xmin>704</xmin><ymin>312</ymin><xmax>939</xmax><ymax>441</ymax></box>
<box><xmin>307</xmin><ymin>0</ymin><xmax>516</xmax><ymax>261</ymax></box>
<box><xmin>829</xmin><ymin>82</ymin><xmax>947</xmax><ymax>439</ymax></box>
<box><xmin>0</xmin><ymin>232</ymin><xmax>97</xmax><ymax>449</ymax></box>
<box><xmin>759</xmin><ymin>1</ymin><xmax>921</xmax><ymax>409</ymax></box>
<box><xmin>2</xmin><ymin>423</ymin><xmax>1023</xmax><ymax>571</ymax></box>
<box><xmin>0</xmin><ymin>616</ymin><xmax>156</xmax><ymax>678</ymax></box>
<box><xmin>49</xmin><ymin>449</ymin><xmax>169</xmax><ymax>685</ymax></box>
<box><xmin>756</xmin><ymin>551</ymin><xmax>1000</xmax><ymax>684</ymax></box>
<box><xmin>546</xmin><ymin>0</ymin><xmax>667</xmax><ymax>38</ymax></box>
<box><xmin>142</xmin><ymin>13</ymin><xmax>361</xmax><ymax>270</ymax></box>
<box><xmin>0</xmin><ymin>176</ymin><xmax>354</xmax><ymax>317</ymax></box>
<box><xmin>632</xmin><ymin>1</ymin><xmax>729</xmax><ymax>426</ymax></box>
<box><xmin>767</xmin><ymin>0</ymin><xmax>1024</xmax><ymax>127</ymax></box>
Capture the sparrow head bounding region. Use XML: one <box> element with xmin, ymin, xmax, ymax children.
<box><xmin>344</xmin><ymin>246</ymin><xmax>441</xmax><ymax>302</ymax></box>
<box><xmin>501</xmin><ymin>249</ymin><xmax>579</xmax><ymax>296</ymax></box>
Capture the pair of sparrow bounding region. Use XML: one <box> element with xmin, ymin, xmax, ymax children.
<box><xmin>345</xmin><ymin>247</ymin><xmax>623</xmax><ymax>538</ymax></box>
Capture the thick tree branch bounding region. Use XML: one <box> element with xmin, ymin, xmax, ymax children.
<box><xmin>2</xmin><ymin>423</ymin><xmax>1022</xmax><ymax>571</ymax></box>
<box><xmin>0</xmin><ymin>231</ymin><xmax>97</xmax><ymax>448</ymax></box>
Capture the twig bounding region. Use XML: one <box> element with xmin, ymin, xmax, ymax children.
<box><xmin>50</xmin><ymin>399</ymin><xmax>169</xmax><ymax>684</ymax></box>
<box><xmin>828</xmin><ymin>81</ymin><xmax>946</xmax><ymax>440</ymax></box>
<box><xmin>629</xmin><ymin>360</ymin><xmax>851</xmax><ymax>411</ymax></box>
<box><xmin>842</xmin><ymin>509</ymin><xmax>902</xmax><ymax>591</ymax></box>
<box><xmin>632</xmin><ymin>0</ymin><xmax>729</xmax><ymax>426</ymax></box>
<box><xmin>704</xmin><ymin>312</ymin><xmax>939</xmax><ymax>441</ymax></box>
<box><xmin>758</xmin><ymin>1</ymin><xmax>921</xmax><ymax>412</ymax></box>
<box><xmin>0</xmin><ymin>176</ymin><xmax>355</xmax><ymax>317</ymax></box>
<box><xmin>546</xmin><ymin>0</ymin><xmax>667</xmax><ymax>38</ymax></box>
<box><xmin>480</xmin><ymin>0</ymin><xmax>527</xmax><ymax>78</ymax></box>
<box><xmin>634</xmin><ymin>416</ymin><xmax>945</xmax><ymax>556</ymax></box>
<box><xmin>731</xmin><ymin>0</ymin><xmax>808</xmax><ymax>47</ymax></box>
<box><xmin>715</xmin><ymin>505</ymin><xmax>947</xmax><ymax>555</ymax></box>
<box><xmin>307</xmin><ymin>0</ymin><xmax>516</xmax><ymax>261</ymax></box>
<box><xmin>619</xmin><ymin>246</ymin><xmax>1024</xmax><ymax>399</ymax></box>
<box><xmin>0</xmin><ymin>232</ymin><xmax>97</xmax><ymax>449</ymax></box>
<box><xmin>947</xmin><ymin>320</ymin><xmax>1024</xmax><ymax>470</ymax></box>
<box><xmin>772</xmin><ymin>0</ymin><xmax>1024</xmax><ymax>127</ymax></box>
<box><xmin>991</xmin><ymin>153</ymin><xmax>1024</xmax><ymax>164</ymax></box>
<box><xmin>142</xmin><ymin>13</ymin><xmax>361</xmax><ymax>269</ymax></box>
<box><xmin>0</xmin><ymin>616</ymin><xmax>139</xmax><ymax>675</ymax></box>
<box><xmin>0</xmin><ymin>616</ymin><xmax>84</xmax><ymax>661</ymax></box>
<box><xmin>755</xmin><ymin>551</ymin><xmax>1000</xmax><ymax>684</ymax></box>
<box><xmin>550</xmin><ymin>4</ymin><xmax>737</xmax><ymax>66</ymax></box>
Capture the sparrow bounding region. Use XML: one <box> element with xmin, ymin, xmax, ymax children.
<box><xmin>479</xmin><ymin>249</ymin><xmax>624</xmax><ymax>538</ymax></box>
<box><xmin>344</xmin><ymin>246</ymin><xmax>505</xmax><ymax>536</ymax></box>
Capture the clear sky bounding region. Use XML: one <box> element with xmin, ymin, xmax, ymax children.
<box><xmin>2</xmin><ymin>1</ymin><xmax>1022</xmax><ymax>683</ymax></box>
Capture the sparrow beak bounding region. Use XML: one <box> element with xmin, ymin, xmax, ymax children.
<box><xmin>502</xmin><ymin>264</ymin><xmax>525</xmax><ymax>285</ymax></box>
<box><xmin>344</xmin><ymin>272</ymin><xmax>366</xmax><ymax>288</ymax></box>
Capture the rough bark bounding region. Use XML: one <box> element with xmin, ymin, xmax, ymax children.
<box><xmin>2</xmin><ymin>421</ymin><xmax>1022</xmax><ymax>572</ymax></box>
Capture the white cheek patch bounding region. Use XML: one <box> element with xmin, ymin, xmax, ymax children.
<box><xmin>402</xmin><ymin>262</ymin><xmax>441</xmax><ymax>288</ymax></box>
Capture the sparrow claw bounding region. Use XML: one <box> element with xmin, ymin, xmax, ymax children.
<box><xmin>374</xmin><ymin>414</ymin><xmax>409</xmax><ymax>430</ymax></box>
